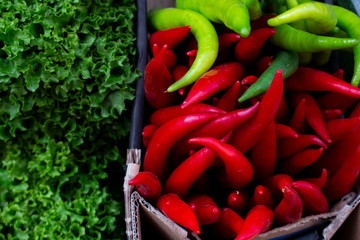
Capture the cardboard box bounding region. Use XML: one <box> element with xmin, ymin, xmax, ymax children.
<box><xmin>124</xmin><ymin>0</ymin><xmax>360</xmax><ymax>239</ymax></box>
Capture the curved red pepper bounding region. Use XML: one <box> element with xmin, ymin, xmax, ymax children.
<box><xmin>217</xmin><ymin>32</ymin><xmax>242</xmax><ymax>64</ymax></box>
<box><xmin>187</xmin><ymin>49</ymin><xmax>197</xmax><ymax>68</ymax></box>
<box><xmin>144</xmin><ymin>44</ymin><xmax>177</xmax><ymax>109</ymax></box>
<box><xmin>157</xmin><ymin>193</ymin><xmax>201</xmax><ymax>235</ymax></box>
<box><xmin>152</xmin><ymin>44</ymin><xmax>177</xmax><ymax>71</ymax></box>
<box><xmin>188</xmin><ymin>136</ymin><xmax>254</xmax><ymax>189</ymax></box>
<box><xmin>321</xmin><ymin>108</ymin><xmax>343</xmax><ymax>121</ymax></box>
<box><xmin>235</xmin><ymin>28</ymin><xmax>276</xmax><ymax>64</ymax></box>
<box><xmin>215</xmin><ymin>80</ymin><xmax>241</xmax><ymax>112</ymax></box>
<box><xmin>171</xmin><ymin>64</ymin><xmax>189</xmax><ymax>96</ymax></box>
<box><xmin>164</xmin><ymin>133</ymin><xmax>232</xmax><ymax>198</ymax></box>
<box><xmin>171</xmin><ymin>102</ymin><xmax>260</xmax><ymax>158</ymax></box>
<box><xmin>276</xmin><ymin>123</ymin><xmax>298</xmax><ymax>139</ymax></box>
<box><xmin>128</xmin><ymin>171</ymin><xmax>162</xmax><ymax>202</ymax></box>
<box><xmin>149</xmin><ymin>103</ymin><xmax>226</xmax><ymax>126</ymax></box>
<box><xmin>241</xmin><ymin>75</ymin><xmax>258</xmax><ymax>86</ymax></box>
<box><xmin>288</xmin><ymin>98</ymin><xmax>306</xmax><ymax>134</ymax></box>
<box><xmin>213</xmin><ymin>208</ymin><xmax>244</xmax><ymax>239</ymax></box>
<box><xmin>143</xmin><ymin>113</ymin><xmax>219</xmax><ymax>180</ymax></box>
<box><xmin>142</xmin><ymin>124</ymin><xmax>157</xmax><ymax>148</ymax></box>
<box><xmin>262</xmin><ymin>174</ymin><xmax>294</xmax><ymax>202</ymax></box>
<box><xmin>149</xmin><ymin>26</ymin><xmax>191</xmax><ymax>50</ymax></box>
<box><xmin>326</xmin><ymin>117</ymin><xmax>360</xmax><ymax>142</ymax></box>
<box><xmin>256</xmin><ymin>56</ymin><xmax>274</xmax><ymax>76</ymax></box>
<box><xmin>285</xmin><ymin>67</ymin><xmax>360</xmax><ymax>98</ymax></box>
<box><xmin>249</xmin><ymin>185</ymin><xmax>274</xmax><ymax>209</ymax></box>
<box><xmin>289</xmin><ymin>91</ymin><xmax>332</xmax><ymax>144</ymax></box>
<box><xmin>235</xmin><ymin>205</ymin><xmax>274</xmax><ymax>240</ymax></box>
<box><xmin>331</xmin><ymin>68</ymin><xmax>344</xmax><ymax>80</ymax></box>
<box><xmin>301</xmin><ymin>168</ymin><xmax>328</xmax><ymax>190</ymax></box>
<box><xmin>274</xmin><ymin>187</ymin><xmax>303</xmax><ymax>225</ymax></box>
<box><xmin>227</xmin><ymin>189</ymin><xmax>248</xmax><ymax>212</ymax></box>
<box><xmin>181</xmin><ymin>62</ymin><xmax>245</xmax><ymax>109</ymax></box>
<box><xmin>316</xmin><ymin>92</ymin><xmax>357</xmax><ymax>112</ymax></box>
<box><xmin>250</xmin><ymin>119</ymin><xmax>277</xmax><ymax>181</ymax></box>
<box><xmin>187</xmin><ymin>194</ymin><xmax>220</xmax><ymax>225</ymax></box>
<box><xmin>278</xmin><ymin>147</ymin><xmax>324</xmax><ymax>176</ymax></box>
<box><xmin>292</xmin><ymin>180</ymin><xmax>329</xmax><ymax>216</ymax></box>
<box><xmin>277</xmin><ymin>134</ymin><xmax>328</xmax><ymax>160</ymax></box>
<box><xmin>229</xmin><ymin>69</ymin><xmax>284</xmax><ymax>154</ymax></box>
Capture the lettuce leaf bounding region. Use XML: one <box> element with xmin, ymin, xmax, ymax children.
<box><xmin>0</xmin><ymin>0</ymin><xmax>140</xmax><ymax>238</ymax></box>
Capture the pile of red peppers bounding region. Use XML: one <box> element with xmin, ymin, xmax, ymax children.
<box><xmin>130</xmin><ymin>1</ymin><xmax>360</xmax><ymax>239</ymax></box>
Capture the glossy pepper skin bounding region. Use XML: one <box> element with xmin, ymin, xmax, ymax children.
<box><xmin>248</xmin><ymin>185</ymin><xmax>274</xmax><ymax>209</ymax></box>
<box><xmin>235</xmin><ymin>205</ymin><xmax>274</xmax><ymax>240</ymax></box>
<box><xmin>213</xmin><ymin>208</ymin><xmax>244</xmax><ymax>239</ymax></box>
<box><xmin>181</xmin><ymin>62</ymin><xmax>245</xmax><ymax>109</ymax></box>
<box><xmin>215</xmin><ymin>81</ymin><xmax>241</xmax><ymax>112</ymax></box>
<box><xmin>128</xmin><ymin>171</ymin><xmax>162</xmax><ymax>202</ymax></box>
<box><xmin>274</xmin><ymin>187</ymin><xmax>303</xmax><ymax>225</ymax></box>
<box><xmin>227</xmin><ymin>189</ymin><xmax>248</xmax><ymax>212</ymax></box>
<box><xmin>148</xmin><ymin>7</ymin><xmax>219</xmax><ymax>92</ymax></box>
<box><xmin>157</xmin><ymin>193</ymin><xmax>201</xmax><ymax>235</ymax></box>
<box><xmin>142</xmin><ymin>124</ymin><xmax>157</xmax><ymax>148</ymax></box>
<box><xmin>176</xmin><ymin>0</ymin><xmax>251</xmax><ymax>37</ymax></box>
<box><xmin>148</xmin><ymin>26</ymin><xmax>191</xmax><ymax>50</ymax></box>
<box><xmin>276</xmin><ymin>123</ymin><xmax>298</xmax><ymax>139</ymax></box>
<box><xmin>186</xmin><ymin>194</ymin><xmax>220</xmax><ymax>225</ymax></box>
<box><xmin>143</xmin><ymin>113</ymin><xmax>218</xmax><ymax>180</ymax></box>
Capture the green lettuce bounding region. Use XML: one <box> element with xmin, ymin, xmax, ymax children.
<box><xmin>0</xmin><ymin>0</ymin><xmax>140</xmax><ymax>239</ymax></box>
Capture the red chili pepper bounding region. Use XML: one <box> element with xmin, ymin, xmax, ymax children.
<box><xmin>331</xmin><ymin>68</ymin><xmax>344</xmax><ymax>80</ymax></box>
<box><xmin>187</xmin><ymin>194</ymin><xmax>220</xmax><ymax>225</ymax></box>
<box><xmin>143</xmin><ymin>113</ymin><xmax>219</xmax><ymax>180</ymax></box>
<box><xmin>350</xmin><ymin>101</ymin><xmax>360</xmax><ymax>117</ymax></box>
<box><xmin>144</xmin><ymin>44</ymin><xmax>177</xmax><ymax>109</ymax></box>
<box><xmin>262</xmin><ymin>174</ymin><xmax>294</xmax><ymax>201</ymax></box>
<box><xmin>277</xmin><ymin>134</ymin><xmax>328</xmax><ymax>160</ymax></box>
<box><xmin>163</xmin><ymin>133</ymin><xmax>232</xmax><ymax>198</ymax></box>
<box><xmin>152</xmin><ymin>44</ymin><xmax>177</xmax><ymax>71</ymax></box>
<box><xmin>217</xmin><ymin>32</ymin><xmax>242</xmax><ymax>64</ymax></box>
<box><xmin>250</xmin><ymin>14</ymin><xmax>276</xmax><ymax>30</ymax></box>
<box><xmin>227</xmin><ymin>189</ymin><xmax>248</xmax><ymax>212</ymax></box>
<box><xmin>316</xmin><ymin>92</ymin><xmax>357</xmax><ymax>112</ymax></box>
<box><xmin>240</xmin><ymin>75</ymin><xmax>258</xmax><ymax>86</ymax></box>
<box><xmin>142</xmin><ymin>124</ymin><xmax>158</xmax><ymax>148</ymax></box>
<box><xmin>149</xmin><ymin>103</ymin><xmax>226</xmax><ymax>126</ymax></box>
<box><xmin>289</xmin><ymin>91</ymin><xmax>332</xmax><ymax>144</ymax></box>
<box><xmin>213</xmin><ymin>208</ymin><xmax>244</xmax><ymax>239</ymax></box>
<box><xmin>171</xmin><ymin>102</ymin><xmax>260</xmax><ymax>158</ymax></box>
<box><xmin>276</xmin><ymin>123</ymin><xmax>298</xmax><ymax>139</ymax></box>
<box><xmin>249</xmin><ymin>185</ymin><xmax>274</xmax><ymax>209</ymax></box>
<box><xmin>285</xmin><ymin>67</ymin><xmax>360</xmax><ymax>98</ymax></box>
<box><xmin>292</xmin><ymin>180</ymin><xmax>329</xmax><ymax>216</ymax></box>
<box><xmin>326</xmin><ymin>117</ymin><xmax>360</xmax><ymax>142</ymax></box>
<box><xmin>215</xmin><ymin>80</ymin><xmax>241</xmax><ymax>112</ymax></box>
<box><xmin>149</xmin><ymin>26</ymin><xmax>191</xmax><ymax>50</ymax></box>
<box><xmin>275</xmin><ymin>97</ymin><xmax>290</xmax><ymax>124</ymax></box>
<box><xmin>274</xmin><ymin>187</ymin><xmax>303</xmax><ymax>225</ymax></box>
<box><xmin>235</xmin><ymin>205</ymin><xmax>274</xmax><ymax>240</ymax></box>
<box><xmin>187</xmin><ymin>49</ymin><xmax>197</xmax><ymax>68</ymax></box>
<box><xmin>278</xmin><ymin>147</ymin><xmax>324</xmax><ymax>176</ymax></box>
<box><xmin>250</xmin><ymin>119</ymin><xmax>277</xmax><ymax>181</ymax></box>
<box><xmin>256</xmin><ymin>56</ymin><xmax>274</xmax><ymax>76</ymax></box>
<box><xmin>321</xmin><ymin>108</ymin><xmax>343</xmax><ymax>121</ymax></box>
<box><xmin>157</xmin><ymin>193</ymin><xmax>201</xmax><ymax>235</ymax></box>
<box><xmin>171</xmin><ymin>64</ymin><xmax>189</xmax><ymax>96</ymax></box>
<box><xmin>188</xmin><ymin>136</ymin><xmax>254</xmax><ymax>189</ymax></box>
<box><xmin>181</xmin><ymin>62</ymin><xmax>245</xmax><ymax>109</ymax></box>
<box><xmin>287</xmin><ymin>98</ymin><xmax>306</xmax><ymax>134</ymax></box>
<box><xmin>229</xmin><ymin>69</ymin><xmax>284</xmax><ymax>154</ymax></box>
<box><xmin>234</xmin><ymin>28</ymin><xmax>276</xmax><ymax>64</ymax></box>
<box><xmin>301</xmin><ymin>168</ymin><xmax>328</xmax><ymax>190</ymax></box>
<box><xmin>128</xmin><ymin>171</ymin><xmax>162</xmax><ymax>202</ymax></box>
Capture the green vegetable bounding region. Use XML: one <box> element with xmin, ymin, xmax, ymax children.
<box><xmin>0</xmin><ymin>0</ymin><xmax>140</xmax><ymax>239</ymax></box>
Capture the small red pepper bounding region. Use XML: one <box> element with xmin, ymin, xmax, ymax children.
<box><xmin>321</xmin><ymin>108</ymin><xmax>343</xmax><ymax>121</ymax></box>
<box><xmin>217</xmin><ymin>32</ymin><xmax>242</xmax><ymax>64</ymax></box>
<box><xmin>171</xmin><ymin>64</ymin><xmax>189</xmax><ymax>96</ymax></box>
<box><xmin>213</xmin><ymin>208</ymin><xmax>244</xmax><ymax>239</ymax></box>
<box><xmin>187</xmin><ymin>194</ymin><xmax>220</xmax><ymax>225</ymax></box>
<box><xmin>301</xmin><ymin>168</ymin><xmax>328</xmax><ymax>190</ymax></box>
<box><xmin>149</xmin><ymin>103</ymin><xmax>226</xmax><ymax>126</ymax></box>
<box><xmin>215</xmin><ymin>80</ymin><xmax>241</xmax><ymax>112</ymax></box>
<box><xmin>229</xmin><ymin>69</ymin><xmax>284</xmax><ymax>154</ymax></box>
<box><xmin>292</xmin><ymin>180</ymin><xmax>329</xmax><ymax>216</ymax></box>
<box><xmin>331</xmin><ymin>68</ymin><xmax>344</xmax><ymax>80</ymax></box>
<box><xmin>188</xmin><ymin>136</ymin><xmax>254</xmax><ymax>189</ymax></box>
<box><xmin>144</xmin><ymin>44</ymin><xmax>177</xmax><ymax>109</ymax></box>
<box><xmin>326</xmin><ymin>117</ymin><xmax>360</xmax><ymax>142</ymax></box>
<box><xmin>187</xmin><ymin>49</ymin><xmax>198</xmax><ymax>68</ymax></box>
<box><xmin>235</xmin><ymin>205</ymin><xmax>274</xmax><ymax>240</ymax></box>
<box><xmin>152</xmin><ymin>44</ymin><xmax>177</xmax><ymax>71</ymax></box>
<box><xmin>149</xmin><ymin>26</ymin><xmax>191</xmax><ymax>50</ymax></box>
<box><xmin>157</xmin><ymin>193</ymin><xmax>201</xmax><ymax>235</ymax></box>
<box><xmin>256</xmin><ymin>56</ymin><xmax>274</xmax><ymax>76</ymax></box>
<box><xmin>287</xmin><ymin>98</ymin><xmax>306</xmax><ymax>134</ymax></box>
<box><xmin>181</xmin><ymin>62</ymin><xmax>245</xmax><ymax>109</ymax></box>
<box><xmin>240</xmin><ymin>75</ymin><xmax>258</xmax><ymax>86</ymax></box>
<box><xmin>276</xmin><ymin>123</ymin><xmax>298</xmax><ymax>139</ymax></box>
<box><xmin>235</xmin><ymin>28</ymin><xmax>277</xmax><ymax>64</ymax></box>
<box><xmin>227</xmin><ymin>189</ymin><xmax>248</xmax><ymax>212</ymax></box>
<box><xmin>274</xmin><ymin>187</ymin><xmax>303</xmax><ymax>225</ymax></box>
<box><xmin>128</xmin><ymin>171</ymin><xmax>162</xmax><ymax>202</ymax></box>
<box><xmin>248</xmin><ymin>185</ymin><xmax>274</xmax><ymax>209</ymax></box>
<box><xmin>142</xmin><ymin>124</ymin><xmax>157</xmax><ymax>148</ymax></box>
<box><xmin>277</xmin><ymin>134</ymin><xmax>328</xmax><ymax>160</ymax></box>
<box><xmin>262</xmin><ymin>174</ymin><xmax>294</xmax><ymax>201</ymax></box>
<box><xmin>143</xmin><ymin>113</ymin><xmax>219</xmax><ymax>180</ymax></box>
<box><xmin>285</xmin><ymin>67</ymin><xmax>360</xmax><ymax>98</ymax></box>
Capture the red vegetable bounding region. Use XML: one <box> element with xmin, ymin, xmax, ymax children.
<box><xmin>274</xmin><ymin>187</ymin><xmax>303</xmax><ymax>225</ymax></box>
<box><xmin>142</xmin><ymin>124</ymin><xmax>157</xmax><ymax>148</ymax></box>
<box><xmin>149</xmin><ymin>26</ymin><xmax>191</xmax><ymax>50</ymax></box>
<box><xmin>301</xmin><ymin>168</ymin><xmax>328</xmax><ymax>190</ymax></box>
<box><xmin>326</xmin><ymin>117</ymin><xmax>360</xmax><ymax>142</ymax></box>
<box><xmin>152</xmin><ymin>44</ymin><xmax>177</xmax><ymax>70</ymax></box>
<box><xmin>128</xmin><ymin>171</ymin><xmax>162</xmax><ymax>202</ymax></box>
<box><xmin>350</xmin><ymin>101</ymin><xmax>360</xmax><ymax>117</ymax></box>
<box><xmin>256</xmin><ymin>56</ymin><xmax>274</xmax><ymax>76</ymax></box>
<box><xmin>276</xmin><ymin>123</ymin><xmax>298</xmax><ymax>139</ymax></box>
<box><xmin>316</xmin><ymin>92</ymin><xmax>357</xmax><ymax>112</ymax></box>
<box><xmin>287</xmin><ymin>98</ymin><xmax>306</xmax><ymax>133</ymax></box>
<box><xmin>187</xmin><ymin>49</ymin><xmax>197</xmax><ymax>67</ymax></box>
<box><xmin>187</xmin><ymin>194</ymin><xmax>220</xmax><ymax>225</ymax></box>
<box><xmin>241</xmin><ymin>75</ymin><xmax>258</xmax><ymax>86</ymax></box>
<box><xmin>171</xmin><ymin>64</ymin><xmax>189</xmax><ymax>96</ymax></box>
<box><xmin>213</xmin><ymin>208</ymin><xmax>244</xmax><ymax>239</ymax></box>
<box><xmin>157</xmin><ymin>193</ymin><xmax>201</xmax><ymax>235</ymax></box>
<box><xmin>227</xmin><ymin>189</ymin><xmax>248</xmax><ymax>212</ymax></box>
<box><xmin>215</xmin><ymin>80</ymin><xmax>241</xmax><ymax>111</ymax></box>
<box><xmin>321</xmin><ymin>108</ymin><xmax>343</xmax><ymax>121</ymax></box>
<box><xmin>249</xmin><ymin>185</ymin><xmax>274</xmax><ymax>209</ymax></box>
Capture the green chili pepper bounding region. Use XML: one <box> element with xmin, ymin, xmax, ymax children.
<box><xmin>238</xmin><ymin>50</ymin><xmax>298</xmax><ymax>103</ymax></box>
<box><xmin>148</xmin><ymin>8</ymin><xmax>219</xmax><ymax>92</ymax></box>
<box><xmin>329</xmin><ymin>4</ymin><xmax>360</xmax><ymax>87</ymax></box>
<box><xmin>176</xmin><ymin>0</ymin><xmax>251</xmax><ymax>37</ymax></box>
<box><xmin>269</xmin><ymin>24</ymin><xmax>359</xmax><ymax>53</ymax></box>
<box><xmin>261</xmin><ymin>0</ymin><xmax>286</xmax><ymax>14</ymax></box>
<box><xmin>268</xmin><ymin>2</ymin><xmax>337</xmax><ymax>34</ymax></box>
<box><xmin>241</xmin><ymin>0</ymin><xmax>263</xmax><ymax>20</ymax></box>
